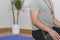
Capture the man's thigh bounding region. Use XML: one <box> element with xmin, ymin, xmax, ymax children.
<box><xmin>53</xmin><ymin>27</ymin><xmax>60</xmax><ymax>34</ymax></box>
<box><xmin>32</xmin><ymin>30</ymin><xmax>45</xmax><ymax>40</ymax></box>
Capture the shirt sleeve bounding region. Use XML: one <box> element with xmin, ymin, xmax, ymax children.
<box><xmin>30</xmin><ymin>0</ymin><xmax>40</xmax><ymax>10</ymax></box>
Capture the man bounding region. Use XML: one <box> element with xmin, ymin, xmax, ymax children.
<box><xmin>30</xmin><ymin>0</ymin><xmax>60</xmax><ymax>40</ymax></box>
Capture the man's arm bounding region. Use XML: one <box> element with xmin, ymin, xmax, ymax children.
<box><xmin>53</xmin><ymin>15</ymin><xmax>60</xmax><ymax>28</ymax></box>
<box><xmin>52</xmin><ymin>10</ymin><xmax>60</xmax><ymax>28</ymax></box>
<box><xmin>31</xmin><ymin>10</ymin><xmax>52</xmax><ymax>32</ymax></box>
<box><xmin>31</xmin><ymin>10</ymin><xmax>60</xmax><ymax>40</ymax></box>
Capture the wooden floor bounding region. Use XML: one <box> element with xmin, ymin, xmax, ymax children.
<box><xmin>0</xmin><ymin>28</ymin><xmax>32</xmax><ymax>37</ymax></box>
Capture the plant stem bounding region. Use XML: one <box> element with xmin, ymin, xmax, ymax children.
<box><xmin>17</xmin><ymin>10</ymin><xmax>19</xmax><ymax>24</ymax></box>
<box><xmin>11</xmin><ymin>1</ymin><xmax>15</xmax><ymax>25</ymax></box>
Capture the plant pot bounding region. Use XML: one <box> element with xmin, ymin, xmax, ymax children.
<box><xmin>12</xmin><ymin>24</ymin><xmax>20</xmax><ymax>35</ymax></box>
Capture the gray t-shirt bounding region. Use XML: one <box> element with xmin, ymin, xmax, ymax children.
<box><xmin>30</xmin><ymin>0</ymin><xmax>55</xmax><ymax>30</ymax></box>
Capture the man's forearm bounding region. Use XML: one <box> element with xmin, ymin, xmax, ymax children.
<box><xmin>33</xmin><ymin>19</ymin><xmax>52</xmax><ymax>32</ymax></box>
<box><xmin>53</xmin><ymin>18</ymin><xmax>60</xmax><ymax>28</ymax></box>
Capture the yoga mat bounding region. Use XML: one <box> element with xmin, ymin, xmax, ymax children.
<box><xmin>0</xmin><ymin>35</ymin><xmax>33</xmax><ymax>40</ymax></box>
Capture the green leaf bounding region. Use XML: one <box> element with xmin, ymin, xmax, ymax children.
<box><xmin>14</xmin><ymin>0</ymin><xmax>23</xmax><ymax>10</ymax></box>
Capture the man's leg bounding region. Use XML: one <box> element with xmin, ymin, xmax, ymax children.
<box><xmin>32</xmin><ymin>30</ymin><xmax>45</xmax><ymax>40</ymax></box>
<box><xmin>53</xmin><ymin>27</ymin><xmax>60</xmax><ymax>34</ymax></box>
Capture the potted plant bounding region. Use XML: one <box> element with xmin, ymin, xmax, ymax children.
<box><xmin>11</xmin><ymin>0</ymin><xmax>24</xmax><ymax>35</ymax></box>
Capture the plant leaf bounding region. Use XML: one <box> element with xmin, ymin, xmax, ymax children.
<box><xmin>14</xmin><ymin>0</ymin><xmax>23</xmax><ymax>10</ymax></box>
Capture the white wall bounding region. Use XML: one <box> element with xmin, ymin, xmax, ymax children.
<box><xmin>0</xmin><ymin>0</ymin><xmax>13</xmax><ymax>28</ymax></box>
<box><xmin>0</xmin><ymin>0</ymin><xmax>32</xmax><ymax>29</ymax></box>
<box><xmin>19</xmin><ymin>0</ymin><xmax>32</xmax><ymax>29</ymax></box>
<box><xmin>52</xmin><ymin>0</ymin><xmax>60</xmax><ymax>21</ymax></box>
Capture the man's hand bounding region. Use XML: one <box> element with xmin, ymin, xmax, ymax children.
<box><xmin>48</xmin><ymin>29</ymin><xmax>60</xmax><ymax>40</ymax></box>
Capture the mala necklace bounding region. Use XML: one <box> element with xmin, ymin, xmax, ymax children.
<box><xmin>44</xmin><ymin>0</ymin><xmax>54</xmax><ymax>14</ymax></box>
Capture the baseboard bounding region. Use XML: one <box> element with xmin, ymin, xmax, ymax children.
<box><xmin>0</xmin><ymin>28</ymin><xmax>12</xmax><ymax>32</ymax></box>
<box><xmin>20</xmin><ymin>29</ymin><xmax>32</xmax><ymax>36</ymax></box>
<box><xmin>0</xmin><ymin>28</ymin><xmax>32</xmax><ymax>36</ymax></box>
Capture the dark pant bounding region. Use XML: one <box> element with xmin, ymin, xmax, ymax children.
<box><xmin>32</xmin><ymin>27</ymin><xmax>60</xmax><ymax>40</ymax></box>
